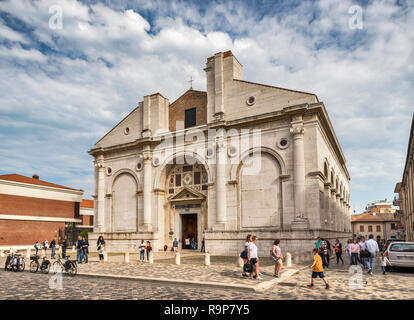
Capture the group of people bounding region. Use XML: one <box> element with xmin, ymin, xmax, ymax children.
<box><xmin>138</xmin><ymin>240</ymin><xmax>152</xmax><ymax>263</ymax></box>
<box><xmin>76</xmin><ymin>236</ymin><xmax>90</xmax><ymax>264</ymax></box>
<box><xmin>240</xmin><ymin>235</ymin><xmax>284</xmax><ymax>280</ymax></box>
<box><xmin>34</xmin><ymin>238</ymin><xmax>62</xmax><ymax>259</ymax></box>
<box><xmin>238</xmin><ymin>233</ymin><xmax>393</xmax><ymax>289</ymax></box>
<box><xmin>346</xmin><ymin>235</ymin><xmax>391</xmax><ymax>274</ymax></box>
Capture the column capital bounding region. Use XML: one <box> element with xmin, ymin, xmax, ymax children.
<box><xmin>142</xmin><ymin>151</ymin><xmax>153</xmax><ymax>161</ymax></box>
<box><xmin>95</xmin><ymin>159</ymin><xmax>105</xmax><ymax>168</ymax></box>
<box><xmin>290</xmin><ymin>123</ymin><xmax>305</xmax><ymax>136</ymax></box>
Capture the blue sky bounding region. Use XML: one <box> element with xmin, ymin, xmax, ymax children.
<box><xmin>0</xmin><ymin>0</ymin><xmax>413</xmax><ymax>214</ymax></box>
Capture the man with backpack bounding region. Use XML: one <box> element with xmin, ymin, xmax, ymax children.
<box><xmin>319</xmin><ymin>238</ymin><xmax>329</xmax><ymax>268</ymax></box>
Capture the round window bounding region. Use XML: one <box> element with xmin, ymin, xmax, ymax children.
<box><xmin>153</xmin><ymin>157</ymin><xmax>160</xmax><ymax>166</ymax></box>
<box><xmin>136</xmin><ymin>162</ymin><xmax>143</xmax><ymax>171</ymax></box>
<box><xmin>246</xmin><ymin>96</ymin><xmax>256</xmax><ymax>106</ymax></box>
<box><xmin>206</xmin><ymin>147</ymin><xmax>214</xmax><ymax>158</ymax></box>
<box><xmin>277</xmin><ymin>137</ymin><xmax>289</xmax><ymax>149</ymax></box>
<box><xmin>124</xmin><ymin>127</ymin><xmax>130</xmax><ymax>135</ymax></box>
<box><xmin>106</xmin><ymin>167</ymin><xmax>112</xmax><ymax>175</ymax></box>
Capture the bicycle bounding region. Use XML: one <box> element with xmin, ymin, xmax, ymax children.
<box><xmin>4</xmin><ymin>252</ymin><xmax>25</xmax><ymax>272</ymax></box>
<box><xmin>29</xmin><ymin>255</ymin><xmax>51</xmax><ymax>274</ymax></box>
<box><xmin>52</xmin><ymin>255</ymin><xmax>77</xmax><ymax>276</ymax></box>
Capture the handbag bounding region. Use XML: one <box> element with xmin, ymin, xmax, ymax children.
<box><xmin>243</xmin><ymin>261</ymin><xmax>254</xmax><ymax>273</ymax></box>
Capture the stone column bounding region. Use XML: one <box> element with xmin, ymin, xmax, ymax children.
<box><xmin>142</xmin><ymin>149</ymin><xmax>153</xmax><ymax>231</ymax></box>
<box><xmin>324</xmin><ymin>183</ymin><xmax>332</xmax><ymax>229</ymax></box>
<box><xmin>215</xmin><ymin>134</ymin><xmax>227</xmax><ymax>229</ymax></box>
<box><xmin>95</xmin><ymin>155</ymin><xmax>105</xmax><ymax>232</ymax></box>
<box><xmin>336</xmin><ymin>194</ymin><xmax>342</xmax><ymax>231</ymax></box>
<box><xmin>290</xmin><ymin>118</ymin><xmax>309</xmax><ymax>229</ymax></box>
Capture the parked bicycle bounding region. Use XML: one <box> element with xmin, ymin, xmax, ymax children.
<box><xmin>4</xmin><ymin>252</ymin><xmax>25</xmax><ymax>272</ymax></box>
<box><xmin>52</xmin><ymin>255</ymin><xmax>77</xmax><ymax>276</ymax></box>
<box><xmin>29</xmin><ymin>255</ymin><xmax>51</xmax><ymax>274</ymax></box>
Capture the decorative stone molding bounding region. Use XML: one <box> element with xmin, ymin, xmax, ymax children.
<box><xmin>213</xmin><ymin>112</ymin><xmax>224</xmax><ymax>122</ymax></box>
<box><xmin>289</xmin><ymin>124</ymin><xmax>305</xmax><ymax>136</ymax></box>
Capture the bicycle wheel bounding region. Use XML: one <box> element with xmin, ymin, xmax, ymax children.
<box><xmin>30</xmin><ymin>261</ymin><xmax>39</xmax><ymax>273</ymax></box>
<box><xmin>52</xmin><ymin>261</ymin><xmax>62</xmax><ymax>274</ymax></box>
<box><xmin>67</xmin><ymin>263</ymin><xmax>77</xmax><ymax>277</ymax></box>
<box><xmin>18</xmin><ymin>260</ymin><xmax>25</xmax><ymax>272</ymax></box>
<box><xmin>41</xmin><ymin>261</ymin><xmax>50</xmax><ymax>274</ymax></box>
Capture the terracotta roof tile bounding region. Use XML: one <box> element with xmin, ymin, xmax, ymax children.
<box><xmin>0</xmin><ymin>174</ymin><xmax>79</xmax><ymax>191</ymax></box>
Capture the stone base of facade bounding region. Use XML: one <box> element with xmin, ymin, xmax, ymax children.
<box><xmin>88</xmin><ymin>232</ymin><xmax>160</xmax><ymax>253</ymax></box>
<box><xmin>88</xmin><ymin>229</ymin><xmax>351</xmax><ymax>255</ymax></box>
<box><xmin>205</xmin><ymin>229</ymin><xmax>351</xmax><ymax>256</ymax></box>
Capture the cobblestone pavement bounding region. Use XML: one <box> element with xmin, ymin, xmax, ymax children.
<box><xmin>0</xmin><ymin>270</ymin><xmax>271</xmax><ymax>300</ymax></box>
<box><xmin>74</xmin><ymin>255</ymin><xmax>294</xmax><ymax>287</ymax></box>
<box><xmin>266</xmin><ymin>260</ymin><xmax>414</xmax><ymax>299</ymax></box>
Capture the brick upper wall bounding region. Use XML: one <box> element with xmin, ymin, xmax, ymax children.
<box><xmin>0</xmin><ymin>193</ymin><xmax>76</xmax><ymax>219</ymax></box>
<box><xmin>169</xmin><ymin>89</ymin><xmax>207</xmax><ymax>131</ymax></box>
<box><xmin>0</xmin><ymin>220</ymin><xmax>65</xmax><ymax>245</ymax></box>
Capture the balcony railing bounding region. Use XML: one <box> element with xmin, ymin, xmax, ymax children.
<box><xmin>393</xmin><ymin>196</ymin><xmax>401</xmax><ymax>207</ymax></box>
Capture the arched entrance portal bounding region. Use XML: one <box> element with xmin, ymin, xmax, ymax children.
<box><xmin>165</xmin><ymin>164</ymin><xmax>208</xmax><ymax>250</ymax></box>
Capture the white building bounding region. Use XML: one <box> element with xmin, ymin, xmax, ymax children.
<box><xmin>88</xmin><ymin>51</ymin><xmax>351</xmax><ymax>255</ymax></box>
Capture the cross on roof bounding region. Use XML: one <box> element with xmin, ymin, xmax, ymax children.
<box><xmin>189</xmin><ymin>76</ymin><xmax>194</xmax><ymax>89</ymax></box>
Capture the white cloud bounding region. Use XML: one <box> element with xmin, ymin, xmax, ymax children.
<box><xmin>0</xmin><ymin>0</ymin><xmax>412</xmax><ymax>212</ymax></box>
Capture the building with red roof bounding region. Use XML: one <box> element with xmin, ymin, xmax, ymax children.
<box><xmin>0</xmin><ymin>173</ymin><xmax>93</xmax><ymax>248</ymax></box>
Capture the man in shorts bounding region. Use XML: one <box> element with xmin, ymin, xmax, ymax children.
<box><xmin>307</xmin><ymin>248</ymin><xmax>330</xmax><ymax>290</ymax></box>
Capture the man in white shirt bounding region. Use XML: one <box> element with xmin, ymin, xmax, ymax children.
<box><xmin>365</xmin><ymin>234</ymin><xmax>380</xmax><ymax>274</ymax></box>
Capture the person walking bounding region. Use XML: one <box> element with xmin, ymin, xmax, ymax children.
<box><xmin>42</xmin><ymin>240</ymin><xmax>48</xmax><ymax>256</ymax></box>
<box><xmin>139</xmin><ymin>240</ymin><xmax>146</xmax><ymax>264</ymax></box>
<box><xmin>345</xmin><ymin>239</ymin><xmax>352</xmax><ymax>265</ymax></box>
<box><xmin>60</xmin><ymin>238</ymin><xmax>67</xmax><ymax>259</ymax></box>
<box><xmin>146</xmin><ymin>241</ymin><xmax>152</xmax><ymax>262</ymax></box>
<box><xmin>50</xmin><ymin>239</ymin><xmax>56</xmax><ymax>259</ymax></box>
<box><xmin>325</xmin><ymin>239</ymin><xmax>332</xmax><ymax>265</ymax></box>
<box><xmin>271</xmin><ymin>239</ymin><xmax>283</xmax><ymax>278</ymax></box>
<box><xmin>82</xmin><ymin>236</ymin><xmax>89</xmax><ymax>263</ymax></box>
<box><xmin>380</xmin><ymin>252</ymin><xmax>392</xmax><ymax>275</ymax></box>
<box><xmin>173</xmin><ymin>238</ymin><xmax>179</xmax><ymax>252</ymax></box>
<box><xmin>34</xmin><ymin>241</ymin><xmax>40</xmax><ymax>255</ymax></box>
<box><xmin>241</xmin><ymin>234</ymin><xmax>252</xmax><ymax>278</ymax></box>
<box><xmin>365</xmin><ymin>234</ymin><xmax>379</xmax><ymax>275</ymax></box>
<box><xmin>201</xmin><ymin>237</ymin><xmax>205</xmax><ymax>253</ymax></box>
<box><xmin>76</xmin><ymin>236</ymin><xmax>83</xmax><ymax>264</ymax></box>
<box><xmin>334</xmin><ymin>239</ymin><xmax>344</xmax><ymax>264</ymax></box>
<box><xmin>164</xmin><ymin>245</ymin><xmax>168</xmax><ymax>256</ymax></box>
<box><xmin>307</xmin><ymin>249</ymin><xmax>331</xmax><ymax>290</ymax></box>
<box><xmin>97</xmin><ymin>236</ymin><xmax>105</xmax><ymax>263</ymax></box>
<box><xmin>248</xmin><ymin>235</ymin><xmax>262</xmax><ymax>280</ymax></box>
<box><xmin>350</xmin><ymin>238</ymin><xmax>360</xmax><ymax>265</ymax></box>
<box><xmin>358</xmin><ymin>237</ymin><xmax>367</xmax><ymax>268</ymax></box>
<box><xmin>319</xmin><ymin>238</ymin><xmax>329</xmax><ymax>268</ymax></box>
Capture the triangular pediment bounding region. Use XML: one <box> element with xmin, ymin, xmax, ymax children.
<box><xmin>168</xmin><ymin>186</ymin><xmax>206</xmax><ymax>202</ymax></box>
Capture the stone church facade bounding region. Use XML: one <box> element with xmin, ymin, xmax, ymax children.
<box><xmin>88</xmin><ymin>51</ymin><xmax>351</xmax><ymax>255</ymax></box>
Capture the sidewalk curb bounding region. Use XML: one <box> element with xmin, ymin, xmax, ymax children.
<box><xmin>76</xmin><ymin>272</ymin><xmax>258</xmax><ymax>291</ymax></box>
<box><xmin>254</xmin><ymin>265</ymin><xmax>309</xmax><ymax>291</ymax></box>
<box><xmin>76</xmin><ymin>265</ymin><xmax>306</xmax><ymax>292</ymax></box>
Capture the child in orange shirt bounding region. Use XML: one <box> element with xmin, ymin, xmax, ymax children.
<box><xmin>307</xmin><ymin>248</ymin><xmax>331</xmax><ymax>289</ymax></box>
